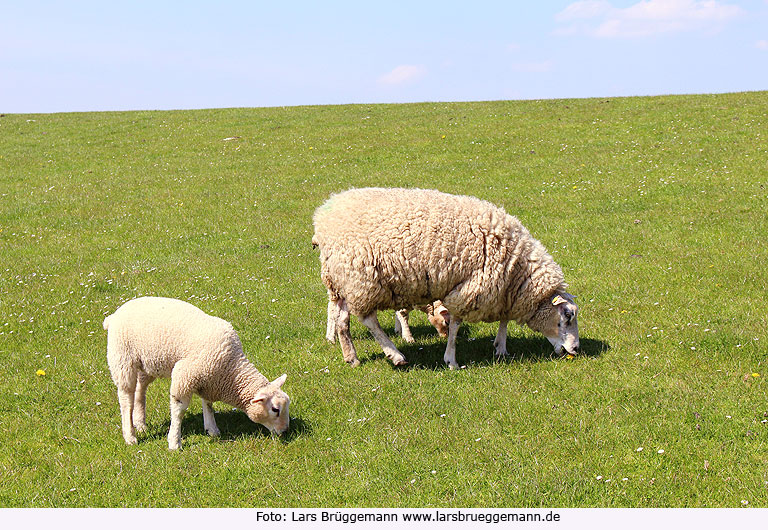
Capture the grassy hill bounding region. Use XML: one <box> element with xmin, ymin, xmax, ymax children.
<box><xmin>1</xmin><ymin>92</ymin><xmax>766</xmax><ymax>507</ymax></box>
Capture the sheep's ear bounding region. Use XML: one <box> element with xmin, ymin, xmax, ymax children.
<box><xmin>250</xmin><ymin>396</ymin><xmax>266</xmax><ymax>405</ymax></box>
<box><xmin>272</xmin><ymin>373</ymin><xmax>287</xmax><ymax>388</ymax></box>
<box><xmin>552</xmin><ymin>295</ymin><xmax>567</xmax><ymax>306</ymax></box>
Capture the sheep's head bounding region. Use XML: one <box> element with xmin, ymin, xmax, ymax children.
<box><xmin>528</xmin><ymin>292</ymin><xmax>580</xmax><ymax>355</ymax></box>
<box><xmin>427</xmin><ymin>302</ymin><xmax>451</xmax><ymax>338</ymax></box>
<box><xmin>246</xmin><ymin>374</ymin><xmax>290</xmax><ymax>435</ymax></box>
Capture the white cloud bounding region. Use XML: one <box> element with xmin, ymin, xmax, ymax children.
<box><xmin>757</xmin><ymin>40</ymin><xmax>768</xmax><ymax>50</ymax></box>
<box><xmin>377</xmin><ymin>65</ymin><xmax>426</xmax><ymax>85</ymax></box>
<box><xmin>555</xmin><ymin>0</ymin><xmax>744</xmax><ymax>38</ymax></box>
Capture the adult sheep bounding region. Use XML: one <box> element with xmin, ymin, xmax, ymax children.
<box><xmin>104</xmin><ymin>296</ymin><xmax>290</xmax><ymax>449</ymax></box>
<box><xmin>312</xmin><ymin>187</ymin><xmax>579</xmax><ymax>369</ymax></box>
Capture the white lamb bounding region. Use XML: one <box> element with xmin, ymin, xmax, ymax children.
<box><xmin>312</xmin><ymin>187</ymin><xmax>580</xmax><ymax>369</ymax></box>
<box><xmin>103</xmin><ymin>296</ymin><xmax>290</xmax><ymax>450</ymax></box>
<box><xmin>394</xmin><ymin>301</ymin><xmax>452</xmax><ymax>342</ymax></box>
<box><xmin>325</xmin><ymin>301</ymin><xmax>451</xmax><ymax>344</ymax></box>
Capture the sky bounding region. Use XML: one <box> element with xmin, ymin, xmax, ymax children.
<box><xmin>1</xmin><ymin>0</ymin><xmax>767</xmax><ymax>114</ymax></box>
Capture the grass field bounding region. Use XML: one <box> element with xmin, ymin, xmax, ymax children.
<box><xmin>1</xmin><ymin>92</ymin><xmax>767</xmax><ymax>507</ymax></box>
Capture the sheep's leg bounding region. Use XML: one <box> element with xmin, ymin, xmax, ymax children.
<box><xmin>132</xmin><ymin>371</ymin><xmax>154</xmax><ymax>433</ymax></box>
<box><xmin>325</xmin><ymin>298</ymin><xmax>338</xmax><ymax>343</ymax></box>
<box><xmin>361</xmin><ymin>313</ymin><xmax>408</xmax><ymax>366</ymax></box>
<box><xmin>493</xmin><ymin>320</ymin><xmax>509</xmax><ymax>358</ymax></box>
<box><xmin>201</xmin><ymin>398</ymin><xmax>220</xmax><ymax>437</ymax></box>
<box><xmin>443</xmin><ymin>317</ymin><xmax>463</xmax><ymax>370</ymax></box>
<box><xmin>335</xmin><ymin>299</ymin><xmax>360</xmax><ymax>367</ymax></box>
<box><xmin>394</xmin><ymin>309</ymin><xmax>415</xmax><ymax>343</ymax></box>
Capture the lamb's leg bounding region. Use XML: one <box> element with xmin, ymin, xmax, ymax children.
<box><xmin>117</xmin><ymin>378</ymin><xmax>138</xmax><ymax>445</ymax></box>
<box><xmin>443</xmin><ymin>317</ymin><xmax>462</xmax><ymax>370</ymax></box>
<box><xmin>361</xmin><ymin>313</ymin><xmax>408</xmax><ymax>366</ymax></box>
<box><xmin>395</xmin><ymin>309</ymin><xmax>415</xmax><ymax>343</ymax></box>
<box><xmin>201</xmin><ymin>398</ymin><xmax>220</xmax><ymax>437</ymax></box>
<box><xmin>168</xmin><ymin>395</ymin><xmax>191</xmax><ymax>450</ymax></box>
<box><xmin>107</xmin><ymin>338</ymin><xmax>138</xmax><ymax>444</ymax></box>
<box><xmin>493</xmin><ymin>320</ymin><xmax>509</xmax><ymax>358</ymax></box>
<box><xmin>168</xmin><ymin>362</ymin><xmax>193</xmax><ymax>450</ymax></box>
<box><xmin>335</xmin><ymin>299</ymin><xmax>360</xmax><ymax>367</ymax></box>
<box><xmin>325</xmin><ymin>298</ymin><xmax>338</xmax><ymax>343</ymax></box>
<box><xmin>132</xmin><ymin>371</ymin><xmax>154</xmax><ymax>433</ymax></box>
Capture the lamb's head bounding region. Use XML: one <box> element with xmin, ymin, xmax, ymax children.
<box><xmin>246</xmin><ymin>374</ymin><xmax>290</xmax><ymax>435</ymax></box>
<box><xmin>528</xmin><ymin>292</ymin><xmax>579</xmax><ymax>355</ymax></box>
<box><xmin>427</xmin><ymin>302</ymin><xmax>451</xmax><ymax>338</ymax></box>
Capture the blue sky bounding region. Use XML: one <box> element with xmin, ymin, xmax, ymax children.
<box><xmin>2</xmin><ymin>0</ymin><xmax>767</xmax><ymax>113</ymax></box>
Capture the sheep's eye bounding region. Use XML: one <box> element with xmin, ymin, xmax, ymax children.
<box><xmin>271</xmin><ymin>406</ymin><xmax>280</xmax><ymax>417</ymax></box>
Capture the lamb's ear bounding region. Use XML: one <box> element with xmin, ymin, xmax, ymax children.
<box><xmin>272</xmin><ymin>373</ymin><xmax>287</xmax><ymax>388</ymax></box>
<box><xmin>250</xmin><ymin>396</ymin><xmax>266</xmax><ymax>405</ymax></box>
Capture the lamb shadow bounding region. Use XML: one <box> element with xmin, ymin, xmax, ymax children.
<box><xmin>371</xmin><ymin>324</ymin><xmax>610</xmax><ymax>370</ymax></box>
<box><xmin>145</xmin><ymin>409</ymin><xmax>311</xmax><ymax>446</ymax></box>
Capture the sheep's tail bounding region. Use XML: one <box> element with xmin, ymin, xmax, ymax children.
<box><xmin>102</xmin><ymin>315</ymin><xmax>112</xmax><ymax>331</ymax></box>
<box><xmin>311</xmin><ymin>234</ymin><xmax>319</xmax><ymax>249</ymax></box>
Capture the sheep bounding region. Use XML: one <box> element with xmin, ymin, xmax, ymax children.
<box><xmin>312</xmin><ymin>187</ymin><xmax>579</xmax><ymax>369</ymax></box>
<box><xmin>103</xmin><ymin>296</ymin><xmax>289</xmax><ymax>449</ymax></box>
<box><xmin>394</xmin><ymin>301</ymin><xmax>451</xmax><ymax>342</ymax></box>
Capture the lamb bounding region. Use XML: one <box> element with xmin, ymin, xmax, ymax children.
<box><xmin>103</xmin><ymin>296</ymin><xmax>290</xmax><ymax>449</ymax></box>
<box><xmin>325</xmin><ymin>301</ymin><xmax>450</xmax><ymax>345</ymax></box>
<box><xmin>312</xmin><ymin>187</ymin><xmax>579</xmax><ymax>369</ymax></box>
<box><xmin>394</xmin><ymin>301</ymin><xmax>451</xmax><ymax>342</ymax></box>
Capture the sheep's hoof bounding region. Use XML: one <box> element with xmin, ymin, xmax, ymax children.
<box><xmin>133</xmin><ymin>423</ymin><xmax>148</xmax><ymax>433</ymax></box>
<box><xmin>446</xmin><ymin>362</ymin><xmax>459</xmax><ymax>370</ymax></box>
<box><xmin>124</xmin><ymin>436</ymin><xmax>138</xmax><ymax>445</ymax></box>
<box><xmin>206</xmin><ymin>428</ymin><xmax>221</xmax><ymax>437</ymax></box>
<box><xmin>347</xmin><ymin>359</ymin><xmax>361</xmax><ymax>368</ymax></box>
<box><xmin>392</xmin><ymin>356</ymin><xmax>408</xmax><ymax>367</ymax></box>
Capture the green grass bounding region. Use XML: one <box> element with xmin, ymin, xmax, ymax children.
<box><xmin>1</xmin><ymin>92</ymin><xmax>767</xmax><ymax>507</ymax></box>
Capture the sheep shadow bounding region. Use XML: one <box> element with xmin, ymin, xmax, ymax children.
<box><xmin>142</xmin><ymin>408</ymin><xmax>312</xmax><ymax>446</ymax></box>
<box><xmin>365</xmin><ymin>323</ymin><xmax>610</xmax><ymax>370</ymax></box>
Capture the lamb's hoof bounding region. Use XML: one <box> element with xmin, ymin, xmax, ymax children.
<box><xmin>447</xmin><ymin>362</ymin><xmax>459</xmax><ymax>371</ymax></box>
<box><xmin>347</xmin><ymin>358</ymin><xmax>361</xmax><ymax>368</ymax></box>
<box><xmin>168</xmin><ymin>442</ymin><xmax>181</xmax><ymax>450</ymax></box>
<box><xmin>206</xmin><ymin>428</ymin><xmax>221</xmax><ymax>437</ymax></box>
<box><xmin>133</xmin><ymin>423</ymin><xmax>148</xmax><ymax>433</ymax></box>
<box><xmin>124</xmin><ymin>436</ymin><xmax>138</xmax><ymax>445</ymax></box>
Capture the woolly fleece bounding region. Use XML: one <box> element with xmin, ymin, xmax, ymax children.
<box><xmin>314</xmin><ymin>187</ymin><xmax>567</xmax><ymax>324</ymax></box>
